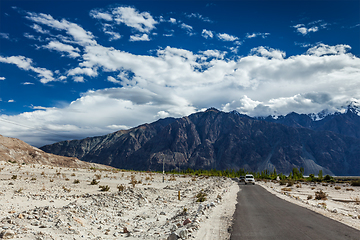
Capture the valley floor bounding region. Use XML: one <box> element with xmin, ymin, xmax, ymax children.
<box><xmin>0</xmin><ymin>161</ymin><xmax>238</xmax><ymax>239</ymax></box>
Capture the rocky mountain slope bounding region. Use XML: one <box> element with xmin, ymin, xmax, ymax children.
<box><xmin>40</xmin><ymin>109</ymin><xmax>360</xmax><ymax>176</ymax></box>
<box><xmin>258</xmin><ymin>105</ymin><xmax>360</xmax><ymax>139</ymax></box>
<box><xmin>0</xmin><ymin>134</ymin><xmax>103</xmax><ymax>168</ymax></box>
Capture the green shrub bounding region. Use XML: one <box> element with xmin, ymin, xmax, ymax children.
<box><xmin>351</xmin><ymin>180</ymin><xmax>360</xmax><ymax>186</ymax></box>
<box><xmin>196</xmin><ymin>191</ymin><xmax>207</xmax><ymax>202</ymax></box>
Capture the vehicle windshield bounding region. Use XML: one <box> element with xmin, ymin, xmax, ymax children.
<box><xmin>246</xmin><ymin>176</ymin><xmax>253</xmax><ymax>178</ymax></box>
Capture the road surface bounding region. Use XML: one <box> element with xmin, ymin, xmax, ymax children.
<box><xmin>231</xmin><ymin>183</ymin><xmax>360</xmax><ymax>240</ymax></box>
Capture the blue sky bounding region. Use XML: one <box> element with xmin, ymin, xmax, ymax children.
<box><xmin>0</xmin><ymin>0</ymin><xmax>359</xmax><ymax>146</ymax></box>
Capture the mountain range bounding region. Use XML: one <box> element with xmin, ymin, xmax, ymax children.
<box><xmin>39</xmin><ymin>106</ymin><xmax>360</xmax><ymax>176</ymax></box>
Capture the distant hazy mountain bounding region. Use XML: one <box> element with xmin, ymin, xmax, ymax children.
<box><xmin>40</xmin><ymin>108</ymin><xmax>360</xmax><ymax>176</ymax></box>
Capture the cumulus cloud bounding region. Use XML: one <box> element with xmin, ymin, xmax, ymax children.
<box><xmin>129</xmin><ymin>33</ymin><xmax>150</xmax><ymax>41</ymax></box>
<box><xmin>201</xmin><ymin>29</ymin><xmax>213</xmax><ymax>39</ymax></box>
<box><xmin>0</xmin><ymin>77</ymin><xmax>5</xmax><ymax>80</ymax></box>
<box><xmin>293</xmin><ymin>20</ymin><xmax>328</xmax><ymax>36</ymax></box>
<box><xmin>0</xmin><ymin>55</ymin><xmax>55</xmax><ymax>83</ymax></box>
<box><xmin>217</xmin><ymin>33</ymin><xmax>238</xmax><ymax>41</ymax></box>
<box><xmin>43</xmin><ymin>41</ymin><xmax>81</xmax><ymax>58</ymax></box>
<box><xmin>111</xmin><ymin>6</ymin><xmax>158</xmax><ymax>33</ymax></box>
<box><xmin>89</xmin><ymin>10</ymin><xmax>113</xmax><ymax>21</ymax></box>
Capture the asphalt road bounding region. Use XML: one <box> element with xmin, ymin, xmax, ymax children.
<box><xmin>230</xmin><ymin>183</ymin><xmax>360</xmax><ymax>240</ymax></box>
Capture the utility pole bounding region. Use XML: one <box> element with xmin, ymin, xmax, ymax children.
<box><xmin>162</xmin><ymin>155</ymin><xmax>165</xmax><ymax>183</ymax></box>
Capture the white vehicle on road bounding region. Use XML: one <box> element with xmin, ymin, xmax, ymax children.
<box><xmin>244</xmin><ymin>174</ymin><xmax>255</xmax><ymax>185</ymax></box>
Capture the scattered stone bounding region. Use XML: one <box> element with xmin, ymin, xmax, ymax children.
<box><xmin>160</xmin><ymin>211</ymin><xmax>166</xmax><ymax>215</ymax></box>
<box><xmin>0</xmin><ymin>230</ymin><xmax>15</xmax><ymax>239</ymax></box>
<box><xmin>183</xmin><ymin>218</ymin><xmax>191</xmax><ymax>226</ymax></box>
<box><xmin>167</xmin><ymin>232</ymin><xmax>179</xmax><ymax>240</ymax></box>
<box><xmin>179</xmin><ymin>229</ymin><xmax>188</xmax><ymax>239</ymax></box>
<box><xmin>123</xmin><ymin>227</ymin><xmax>129</xmax><ymax>233</ymax></box>
<box><xmin>332</xmin><ymin>209</ymin><xmax>337</xmax><ymax>213</ymax></box>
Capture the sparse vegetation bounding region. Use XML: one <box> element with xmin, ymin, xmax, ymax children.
<box><xmin>90</xmin><ymin>179</ymin><xmax>99</xmax><ymax>185</ymax></box>
<box><xmin>315</xmin><ymin>190</ymin><xmax>327</xmax><ymax>200</ymax></box>
<box><xmin>281</xmin><ymin>187</ymin><xmax>292</xmax><ymax>192</ymax></box>
<box><xmin>334</xmin><ymin>186</ymin><xmax>341</xmax><ymax>190</ymax></box>
<box><xmin>117</xmin><ymin>184</ymin><xmax>126</xmax><ymax>191</ymax></box>
<box><xmin>94</xmin><ymin>174</ymin><xmax>102</xmax><ymax>180</ymax></box>
<box><xmin>99</xmin><ymin>185</ymin><xmax>110</xmax><ymax>192</ymax></box>
<box><xmin>307</xmin><ymin>195</ymin><xmax>313</xmax><ymax>200</ymax></box>
<box><xmin>346</xmin><ymin>188</ymin><xmax>354</xmax><ymax>191</ymax></box>
<box><xmin>73</xmin><ymin>179</ymin><xmax>80</xmax><ymax>184</ymax></box>
<box><xmin>11</xmin><ymin>175</ymin><xmax>17</xmax><ymax>180</ymax></box>
<box><xmin>195</xmin><ymin>190</ymin><xmax>207</xmax><ymax>202</ymax></box>
<box><xmin>351</xmin><ymin>180</ymin><xmax>360</xmax><ymax>186</ymax></box>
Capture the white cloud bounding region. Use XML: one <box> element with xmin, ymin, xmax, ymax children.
<box><xmin>8</xmin><ymin>100</ymin><xmax>15</xmax><ymax>103</ymax></box>
<box><xmin>0</xmin><ymin>55</ymin><xmax>55</xmax><ymax>83</ymax></box>
<box><xmin>185</xmin><ymin>13</ymin><xmax>212</xmax><ymax>23</ymax></box>
<box><xmin>31</xmin><ymin>24</ymin><xmax>50</xmax><ymax>34</ymax></box>
<box><xmin>26</xmin><ymin>12</ymin><xmax>97</xmax><ymax>46</ymax></box>
<box><xmin>22</xmin><ymin>82</ymin><xmax>34</xmax><ymax>85</ymax></box>
<box><xmin>0</xmin><ymin>77</ymin><xmax>5</xmax><ymax>80</ymax></box>
<box><xmin>250</xmin><ymin>46</ymin><xmax>286</xmax><ymax>59</ymax></box>
<box><xmin>101</xmin><ymin>24</ymin><xmax>122</xmax><ymax>41</ymax></box>
<box><xmin>0</xmin><ymin>33</ymin><xmax>10</xmax><ymax>39</ymax></box>
<box><xmin>293</xmin><ymin>20</ymin><xmax>327</xmax><ymax>36</ymax></box>
<box><xmin>67</xmin><ymin>67</ymin><xmax>98</xmax><ymax>77</ymax></box>
<box><xmin>73</xmin><ymin>76</ymin><xmax>85</xmax><ymax>82</ymax></box>
<box><xmin>169</xmin><ymin>18</ymin><xmax>177</xmax><ymax>24</ymax></box>
<box><xmin>90</xmin><ymin>10</ymin><xmax>113</xmax><ymax>21</ymax></box>
<box><xmin>201</xmin><ymin>29</ymin><xmax>213</xmax><ymax>39</ymax></box>
<box><xmin>129</xmin><ymin>33</ymin><xmax>150</xmax><ymax>42</ymax></box>
<box><xmin>180</xmin><ymin>23</ymin><xmax>194</xmax><ymax>35</ymax></box>
<box><xmin>43</xmin><ymin>41</ymin><xmax>81</xmax><ymax>58</ymax></box>
<box><xmin>217</xmin><ymin>33</ymin><xmax>238</xmax><ymax>41</ymax></box>
<box><xmin>111</xmin><ymin>6</ymin><xmax>158</xmax><ymax>33</ymax></box>
<box><xmin>306</xmin><ymin>43</ymin><xmax>351</xmax><ymax>56</ymax></box>
<box><xmin>107</xmin><ymin>76</ymin><xmax>121</xmax><ymax>84</ymax></box>
<box><xmin>246</xmin><ymin>32</ymin><xmax>270</xmax><ymax>39</ymax></box>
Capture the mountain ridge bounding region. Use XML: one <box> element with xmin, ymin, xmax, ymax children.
<box><xmin>40</xmin><ymin>108</ymin><xmax>360</xmax><ymax>176</ymax></box>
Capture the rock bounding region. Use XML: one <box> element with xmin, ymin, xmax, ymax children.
<box><xmin>332</xmin><ymin>209</ymin><xmax>337</xmax><ymax>213</ymax></box>
<box><xmin>0</xmin><ymin>230</ymin><xmax>15</xmax><ymax>239</ymax></box>
<box><xmin>210</xmin><ymin>202</ymin><xmax>216</xmax><ymax>207</ymax></box>
<box><xmin>160</xmin><ymin>211</ymin><xmax>166</xmax><ymax>215</ymax></box>
<box><xmin>123</xmin><ymin>227</ymin><xmax>129</xmax><ymax>233</ymax></box>
<box><xmin>179</xmin><ymin>229</ymin><xmax>188</xmax><ymax>239</ymax></box>
<box><xmin>171</xmin><ymin>224</ymin><xmax>177</xmax><ymax>232</ymax></box>
<box><xmin>183</xmin><ymin>218</ymin><xmax>191</xmax><ymax>226</ymax></box>
<box><xmin>167</xmin><ymin>232</ymin><xmax>179</xmax><ymax>240</ymax></box>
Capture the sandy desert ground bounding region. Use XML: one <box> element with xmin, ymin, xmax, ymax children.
<box><xmin>1</xmin><ymin>160</ymin><xmax>359</xmax><ymax>240</ymax></box>
<box><xmin>0</xmin><ymin>161</ymin><xmax>238</xmax><ymax>240</ymax></box>
<box><xmin>258</xmin><ymin>179</ymin><xmax>360</xmax><ymax>231</ymax></box>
